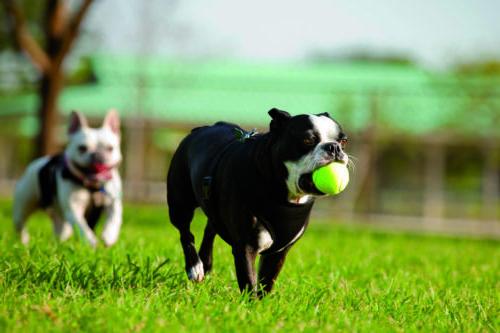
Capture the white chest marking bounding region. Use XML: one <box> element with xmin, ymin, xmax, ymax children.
<box><xmin>257</xmin><ymin>228</ymin><xmax>273</xmax><ymax>253</ymax></box>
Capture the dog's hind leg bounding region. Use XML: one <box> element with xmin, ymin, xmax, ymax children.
<box><xmin>167</xmin><ymin>138</ymin><xmax>211</xmax><ymax>281</ymax></box>
<box><xmin>183</xmin><ymin>231</ymin><xmax>205</xmax><ymax>282</ymax></box>
<box><xmin>12</xmin><ymin>176</ymin><xmax>41</xmax><ymax>245</ymax></box>
<box><xmin>167</xmin><ymin>178</ymin><xmax>205</xmax><ymax>281</ymax></box>
<box><xmin>50</xmin><ymin>210</ymin><xmax>73</xmax><ymax>242</ymax></box>
<box><xmin>198</xmin><ymin>220</ymin><xmax>217</xmax><ymax>276</ymax></box>
<box><xmin>13</xmin><ymin>157</ymin><xmax>51</xmax><ymax>245</ymax></box>
<box><xmin>12</xmin><ymin>197</ymin><xmax>37</xmax><ymax>245</ymax></box>
<box><xmin>170</xmin><ymin>204</ymin><xmax>205</xmax><ymax>281</ymax></box>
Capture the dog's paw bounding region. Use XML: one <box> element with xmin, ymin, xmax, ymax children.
<box><xmin>101</xmin><ymin>230</ymin><xmax>119</xmax><ymax>247</ymax></box>
<box><xmin>101</xmin><ymin>237</ymin><xmax>117</xmax><ymax>248</ymax></box>
<box><xmin>20</xmin><ymin>230</ymin><xmax>30</xmax><ymax>245</ymax></box>
<box><xmin>59</xmin><ymin>223</ymin><xmax>74</xmax><ymax>242</ymax></box>
<box><xmin>86</xmin><ymin>234</ymin><xmax>98</xmax><ymax>249</ymax></box>
<box><xmin>187</xmin><ymin>260</ymin><xmax>205</xmax><ymax>282</ymax></box>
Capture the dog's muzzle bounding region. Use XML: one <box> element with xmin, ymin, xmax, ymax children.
<box><xmin>298</xmin><ymin>142</ymin><xmax>348</xmax><ymax>195</ymax></box>
<box><xmin>322</xmin><ymin>142</ymin><xmax>347</xmax><ymax>163</ymax></box>
<box><xmin>298</xmin><ymin>173</ymin><xmax>325</xmax><ymax>195</ymax></box>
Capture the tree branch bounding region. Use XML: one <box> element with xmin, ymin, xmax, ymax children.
<box><xmin>54</xmin><ymin>0</ymin><xmax>94</xmax><ymax>69</ymax></box>
<box><xmin>2</xmin><ymin>0</ymin><xmax>52</xmax><ymax>74</ymax></box>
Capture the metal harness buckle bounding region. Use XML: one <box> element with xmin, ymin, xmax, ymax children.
<box><xmin>202</xmin><ymin>177</ymin><xmax>212</xmax><ymax>201</ymax></box>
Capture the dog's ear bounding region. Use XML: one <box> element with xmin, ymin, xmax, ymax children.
<box><xmin>68</xmin><ymin>111</ymin><xmax>88</xmax><ymax>135</ymax></box>
<box><xmin>317</xmin><ymin>112</ymin><xmax>331</xmax><ymax>118</ymax></box>
<box><xmin>269</xmin><ymin>108</ymin><xmax>291</xmax><ymax>135</ymax></box>
<box><xmin>103</xmin><ymin>109</ymin><xmax>120</xmax><ymax>135</ymax></box>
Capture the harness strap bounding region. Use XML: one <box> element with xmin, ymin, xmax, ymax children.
<box><xmin>38</xmin><ymin>154</ymin><xmax>107</xmax><ymax>209</ymax></box>
<box><xmin>202</xmin><ymin>140</ymin><xmax>240</xmax><ymax>204</ymax></box>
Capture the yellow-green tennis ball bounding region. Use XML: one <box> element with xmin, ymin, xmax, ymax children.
<box><xmin>312</xmin><ymin>162</ymin><xmax>349</xmax><ymax>195</ymax></box>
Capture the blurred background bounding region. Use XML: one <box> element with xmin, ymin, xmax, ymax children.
<box><xmin>1</xmin><ymin>0</ymin><xmax>499</xmax><ymax>237</ymax></box>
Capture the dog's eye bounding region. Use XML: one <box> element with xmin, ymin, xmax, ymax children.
<box><xmin>78</xmin><ymin>145</ymin><xmax>87</xmax><ymax>154</ymax></box>
<box><xmin>106</xmin><ymin>145</ymin><xmax>114</xmax><ymax>153</ymax></box>
<box><xmin>340</xmin><ymin>138</ymin><xmax>348</xmax><ymax>149</ymax></box>
<box><xmin>303</xmin><ymin>138</ymin><xmax>314</xmax><ymax>145</ymax></box>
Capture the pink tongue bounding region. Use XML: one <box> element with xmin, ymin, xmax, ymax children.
<box><xmin>90</xmin><ymin>163</ymin><xmax>111</xmax><ymax>174</ymax></box>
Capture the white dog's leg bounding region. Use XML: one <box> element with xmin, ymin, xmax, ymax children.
<box><xmin>59</xmin><ymin>184</ymin><xmax>98</xmax><ymax>248</ymax></box>
<box><xmin>50</xmin><ymin>210</ymin><xmax>74</xmax><ymax>242</ymax></box>
<box><xmin>12</xmin><ymin>197</ymin><xmax>36</xmax><ymax>245</ymax></box>
<box><xmin>101</xmin><ymin>199</ymin><xmax>123</xmax><ymax>247</ymax></box>
<box><xmin>64</xmin><ymin>210</ymin><xmax>98</xmax><ymax>248</ymax></box>
<box><xmin>60</xmin><ymin>222</ymin><xmax>74</xmax><ymax>241</ymax></box>
<box><xmin>12</xmin><ymin>159</ymin><xmax>47</xmax><ymax>245</ymax></box>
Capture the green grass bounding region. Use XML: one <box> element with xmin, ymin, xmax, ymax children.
<box><xmin>0</xmin><ymin>199</ymin><xmax>499</xmax><ymax>332</ymax></box>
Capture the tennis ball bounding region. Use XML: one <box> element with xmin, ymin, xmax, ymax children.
<box><xmin>312</xmin><ymin>162</ymin><xmax>349</xmax><ymax>195</ymax></box>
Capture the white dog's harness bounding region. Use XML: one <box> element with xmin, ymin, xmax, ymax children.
<box><xmin>38</xmin><ymin>154</ymin><xmax>110</xmax><ymax>208</ymax></box>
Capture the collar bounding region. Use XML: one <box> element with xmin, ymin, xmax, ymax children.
<box><xmin>63</xmin><ymin>154</ymin><xmax>114</xmax><ymax>189</ymax></box>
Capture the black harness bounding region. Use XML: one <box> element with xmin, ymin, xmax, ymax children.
<box><xmin>38</xmin><ymin>154</ymin><xmax>64</xmax><ymax>208</ymax></box>
<box><xmin>203</xmin><ymin>136</ymin><xmax>315</xmax><ymax>255</ymax></box>
<box><xmin>38</xmin><ymin>154</ymin><xmax>104</xmax><ymax>230</ymax></box>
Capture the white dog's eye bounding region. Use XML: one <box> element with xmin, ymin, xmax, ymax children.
<box><xmin>78</xmin><ymin>145</ymin><xmax>87</xmax><ymax>154</ymax></box>
<box><xmin>106</xmin><ymin>145</ymin><xmax>114</xmax><ymax>153</ymax></box>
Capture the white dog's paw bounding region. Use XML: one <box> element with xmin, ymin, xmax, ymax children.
<box><xmin>101</xmin><ymin>233</ymin><xmax>118</xmax><ymax>247</ymax></box>
<box><xmin>59</xmin><ymin>223</ymin><xmax>74</xmax><ymax>242</ymax></box>
<box><xmin>20</xmin><ymin>230</ymin><xmax>30</xmax><ymax>245</ymax></box>
<box><xmin>86</xmin><ymin>233</ymin><xmax>98</xmax><ymax>249</ymax></box>
<box><xmin>101</xmin><ymin>226</ymin><xmax>120</xmax><ymax>247</ymax></box>
<box><xmin>187</xmin><ymin>260</ymin><xmax>205</xmax><ymax>282</ymax></box>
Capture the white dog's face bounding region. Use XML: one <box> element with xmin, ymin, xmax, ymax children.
<box><xmin>66</xmin><ymin>110</ymin><xmax>122</xmax><ymax>175</ymax></box>
<box><xmin>275</xmin><ymin>113</ymin><xmax>348</xmax><ymax>201</ymax></box>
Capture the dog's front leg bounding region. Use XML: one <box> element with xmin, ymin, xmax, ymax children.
<box><xmin>59</xmin><ymin>187</ymin><xmax>98</xmax><ymax>247</ymax></box>
<box><xmin>64</xmin><ymin>209</ymin><xmax>98</xmax><ymax>248</ymax></box>
<box><xmin>49</xmin><ymin>210</ymin><xmax>74</xmax><ymax>242</ymax></box>
<box><xmin>257</xmin><ymin>246</ymin><xmax>292</xmax><ymax>296</ymax></box>
<box><xmin>101</xmin><ymin>198</ymin><xmax>123</xmax><ymax>247</ymax></box>
<box><xmin>100</xmin><ymin>176</ymin><xmax>123</xmax><ymax>247</ymax></box>
<box><xmin>232</xmin><ymin>244</ymin><xmax>259</xmax><ymax>293</ymax></box>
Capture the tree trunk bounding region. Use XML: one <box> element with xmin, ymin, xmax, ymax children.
<box><xmin>37</xmin><ymin>69</ymin><xmax>63</xmax><ymax>156</ymax></box>
<box><xmin>35</xmin><ymin>0</ymin><xmax>66</xmax><ymax>157</ymax></box>
<box><xmin>3</xmin><ymin>0</ymin><xmax>94</xmax><ymax>157</ymax></box>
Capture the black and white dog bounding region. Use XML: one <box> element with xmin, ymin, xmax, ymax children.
<box><xmin>13</xmin><ymin>110</ymin><xmax>123</xmax><ymax>248</ymax></box>
<box><xmin>167</xmin><ymin>108</ymin><xmax>348</xmax><ymax>295</ymax></box>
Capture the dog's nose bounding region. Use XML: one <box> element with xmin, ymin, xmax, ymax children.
<box><xmin>324</xmin><ymin>142</ymin><xmax>342</xmax><ymax>155</ymax></box>
<box><xmin>90</xmin><ymin>152</ymin><xmax>105</xmax><ymax>164</ymax></box>
<box><xmin>323</xmin><ymin>142</ymin><xmax>345</xmax><ymax>161</ymax></box>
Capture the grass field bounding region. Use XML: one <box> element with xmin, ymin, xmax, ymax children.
<box><xmin>0</xmin><ymin>199</ymin><xmax>499</xmax><ymax>332</ymax></box>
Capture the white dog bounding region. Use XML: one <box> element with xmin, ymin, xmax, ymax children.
<box><xmin>13</xmin><ymin>110</ymin><xmax>123</xmax><ymax>247</ymax></box>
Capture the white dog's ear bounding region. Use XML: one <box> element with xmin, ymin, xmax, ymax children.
<box><xmin>68</xmin><ymin>111</ymin><xmax>88</xmax><ymax>135</ymax></box>
<box><xmin>103</xmin><ymin>109</ymin><xmax>120</xmax><ymax>135</ymax></box>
